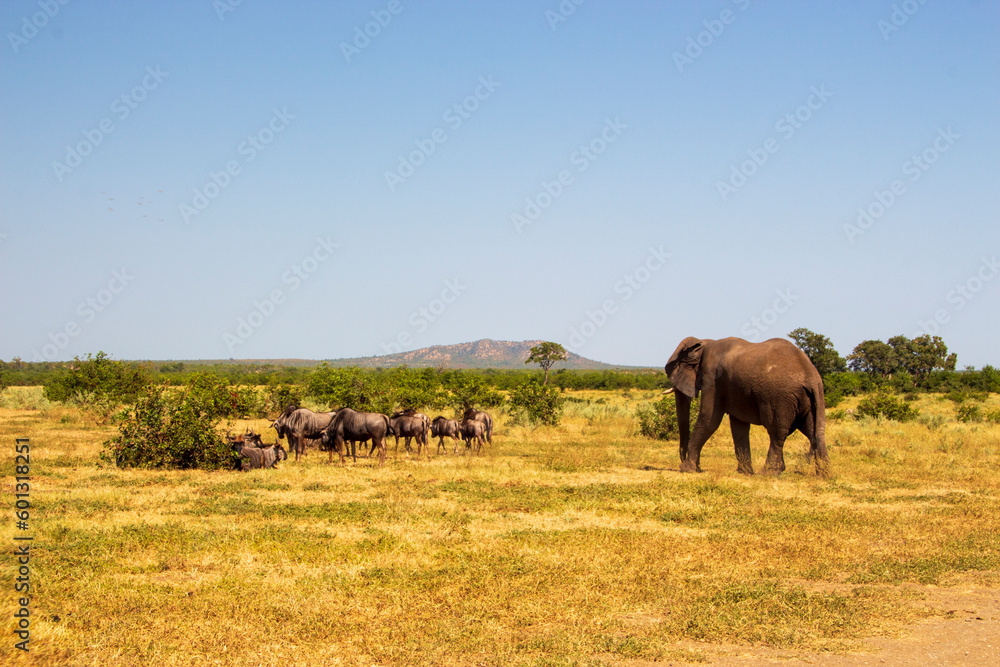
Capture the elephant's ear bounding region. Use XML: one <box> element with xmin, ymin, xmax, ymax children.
<box><xmin>665</xmin><ymin>337</ymin><xmax>703</xmax><ymax>398</ymax></box>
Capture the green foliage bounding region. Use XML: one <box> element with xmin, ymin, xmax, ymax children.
<box><xmin>855</xmin><ymin>389</ymin><xmax>919</xmax><ymax>422</ymax></box>
<box><xmin>635</xmin><ymin>394</ymin><xmax>698</xmax><ymax>440</ymax></box>
<box><xmin>788</xmin><ymin>328</ymin><xmax>846</xmax><ymax>376</ymax></box>
<box><xmin>447</xmin><ymin>371</ymin><xmax>505</xmax><ymax>413</ymax></box>
<box><xmin>525</xmin><ymin>341</ymin><xmax>568</xmax><ymax>384</ymax></box>
<box><xmin>822</xmin><ymin>372</ymin><xmax>871</xmax><ymax>408</ymax></box>
<box><xmin>387</xmin><ymin>367</ymin><xmax>448</xmax><ymax>411</ymax></box>
<box><xmin>508</xmin><ymin>380</ymin><xmax>564</xmax><ymax>426</ymax></box>
<box><xmin>890</xmin><ymin>335</ymin><xmax>957</xmax><ymax>380</ymax></box>
<box><xmin>955</xmin><ymin>404</ymin><xmax>983</xmax><ymax>423</ymax></box>
<box><xmin>307</xmin><ymin>365</ymin><xmax>395</xmax><ymax>414</ymax></box>
<box><xmin>262</xmin><ymin>382</ymin><xmax>302</xmax><ymax>416</ymax></box>
<box><xmin>44</xmin><ymin>351</ymin><xmax>151</xmax><ymax>406</ymax></box>
<box><xmin>101</xmin><ymin>383</ymin><xmax>236</xmax><ymax>470</ymax></box>
<box><xmin>945</xmin><ymin>389</ymin><xmax>988</xmax><ymax>404</ymax></box>
<box><xmin>847</xmin><ymin>340</ymin><xmax>898</xmax><ymax>377</ymax></box>
<box><xmin>183</xmin><ymin>372</ymin><xmax>266</xmax><ymax>419</ymax></box>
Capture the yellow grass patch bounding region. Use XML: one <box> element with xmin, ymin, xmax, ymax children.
<box><xmin>1</xmin><ymin>388</ymin><xmax>998</xmax><ymax>665</ymax></box>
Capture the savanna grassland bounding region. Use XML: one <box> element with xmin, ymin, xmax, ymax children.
<box><xmin>2</xmin><ymin>387</ymin><xmax>1000</xmax><ymax>666</ymax></box>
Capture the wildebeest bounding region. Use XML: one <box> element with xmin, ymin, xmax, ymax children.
<box><xmin>460</xmin><ymin>418</ymin><xmax>487</xmax><ymax>455</ymax></box>
<box><xmin>231</xmin><ymin>438</ymin><xmax>287</xmax><ymax>471</ymax></box>
<box><xmin>271</xmin><ymin>405</ymin><xmax>337</xmax><ymax>461</ymax></box>
<box><xmin>322</xmin><ymin>408</ymin><xmax>390</xmax><ymax>466</ymax></box>
<box><xmin>430</xmin><ymin>416</ymin><xmax>462</xmax><ymax>454</ymax></box>
<box><xmin>462</xmin><ymin>407</ymin><xmax>494</xmax><ymax>445</ymax></box>
<box><xmin>389</xmin><ymin>410</ymin><xmax>430</xmax><ymax>459</ymax></box>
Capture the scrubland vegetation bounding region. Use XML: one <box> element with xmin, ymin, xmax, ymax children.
<box><xmin>2</xmin><ymin>380</ymin><xmax>999</xmax><ymax>666</ymax></box>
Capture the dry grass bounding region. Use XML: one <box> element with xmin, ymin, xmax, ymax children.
<box><xmin>1</xmin><ymin>388</ymin><xmax>999</xmax><ymax>666</ymax></box>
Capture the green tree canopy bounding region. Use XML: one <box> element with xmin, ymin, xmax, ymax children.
<box><xmin>890</xmin><ymin>335</ymin><xmax>957</xmax><ymax>381</ymax></box>
<box><xmin>525</xmin><ymin>342</ymin><xmax>568</xmax><ymax>385</ymax></box>
<box><xmin>788</xmin><ymin>328</ymin><xmax>846</xmax><ymax>376</ymax></box>
<box><xmin>847</xmin><ymin>340</ymin><xmax>898</xmax><ymax>377</ymax></box>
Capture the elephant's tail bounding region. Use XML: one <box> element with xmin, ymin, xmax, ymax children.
<box><xmin>808</xmin><ymin>382</ymin><xmax>830</xmax><ymax>477</ymax></box>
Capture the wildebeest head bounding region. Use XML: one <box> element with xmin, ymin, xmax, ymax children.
<box><xmin>270</xmin><ymin>404</ymin><xmax>298</xmax><ymax>440</ymax></box>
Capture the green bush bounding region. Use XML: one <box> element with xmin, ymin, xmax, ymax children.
<box><xmin>955</xmin><ymin>404</ymin><xmax>984</xmax><ymax>423</ymax></box>
<box><xmin>307</xmin><ymin>365</ymin><xmax>396</xmax><ymax>414</ymax></box>
<box><xmin>44</xmin><ymin>352</ymin><xmax>151</xmax><ymax>414</ymax></box>
<box><xmin>101</xmin><ymin>383</ymin><xmax>236</xmax><ymax>470</ymax></box>
<box><xmin>508</xmin><ymin>380</ymin><xmax>563</xmax><ymax>426</ymax></box>
<box><xmin>986</xmin><ymin>409</ymin><xmax>1000</xmax><ymax>424</ymax></box>
<box><xmin>448</xmin><ymin>372</ymin><xmax>505</xmax><ymax>414</ymax></box>
<box><xmin>855</xmin><ymin>389</ymin><xmax>919</xmax><ymax>422</ymax></box>
<box><xmin>183</xmin><ymin>372</ymin><xmax>266</xmax><ymax>419</ymax></box>
<box><xmin>635</xmin><ymin>394</ymin><xmax>699</xmax><ymax>440</ymax></box>
<box><xmin>262</xmin><ymin>382</ymin><xmax>302</xmax><ymax>416</ymax></box>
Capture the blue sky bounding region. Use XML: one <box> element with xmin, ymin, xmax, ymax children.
<box><xmin>1</xmin><ymin>0</ymin><xmax>998</xmax><ymax>367</ymax></box>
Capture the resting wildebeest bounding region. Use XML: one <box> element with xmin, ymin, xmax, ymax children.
<box><xmin>430</xmin><ymin>416</ymin><xmax>463</xmax><ymax>454</ymax></box>
<box><xmin>322</xmin><ymin>408</ymin><xmax>390</xmax><ymax>466</ymax></box>
<box><xmin>462</xmin><ymin>407</ymin><xmax>494</xmax><ymax>445</ymax></box>
<box><xmin>460</xmin><ymin>418</ymin><xmax>488</xmax><ymax>455</ymax></box>
<box><xmin>271</xmin><ymin>405</ymin><xmax>337</xmax><ymax>461</ymax></box>
<box><xmin>389</xmin><ymin>410</ymin><xmax>430</xmax><ymax>459</ymax></box>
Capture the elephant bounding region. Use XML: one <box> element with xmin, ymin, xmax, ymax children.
<box><xmin>664</xmin><ymin>336</ymin><xmax>829</xmax><ymax>476</ymax></box>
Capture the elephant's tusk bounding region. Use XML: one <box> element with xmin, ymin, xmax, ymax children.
<box><xmin>663</xmin><ymin>388</ymin><xmax>674</xmax><ymax>394</ymax></box>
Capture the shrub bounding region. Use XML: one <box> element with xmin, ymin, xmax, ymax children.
<box><xmin>635</xmin><ymin>394</ymin><xmax>699</xmax><ymax>440</ymax></box>
<box><xmin>955</xmin><ymin>404</ymin><xmax>984</xmax><ymax>423</ymax></box>
<box><xmin>945</xmin><ymin>389</ymin><xmax>988</xmax><ymax>404</ymax></box>
<box><xmin>986</xmin><ymin>409</ymin><xmax>1000</xmax><ymax>424</ymax></box>
<box><xmin>262</xmin><ymin>382</ymin><xmax>302</xmax><ymax>417</ymax></box>
<box><xmin>855</xmin><ymin>389</ymin><xmax>919</xmax><ymax>422</ymax></box>
<box><xmin>44</xmin><ymin>352</ymin><xmax>151</xmax><ymax>417</ymax></box>
<box><xmin>448</xmin><ymin>372</ymin><xmax>505</xmax><ymax>414</ymax></box>
<box><xmin>183</xmin><ymin>372</ymin><xmax>265</xmax><ymax>419</ymax></box>
<box><xmin>508</xmin><ymin>380</ymin><xmax>563</xmax><ymax>426</ymax></box>
<box><xmin>308</xmin><ymin>366</ymin><xmax>399</xmax><ymax>414</ymax></box>
<box><xmin>101</xmin><ymin>383</ymin><xmax>236</xmax><ymax>470</ymax></box>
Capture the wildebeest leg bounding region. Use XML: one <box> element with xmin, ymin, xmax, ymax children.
<box><xmin>376</xmin><ymin>435</ymin><xmax>387</xmax><ymax>467</ymax></box>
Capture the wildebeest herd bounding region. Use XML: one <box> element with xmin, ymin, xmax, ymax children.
<box><xmin>230</xmin><ymin>405</ymin><xmax>496</xmax><ymax>471</ymax></box>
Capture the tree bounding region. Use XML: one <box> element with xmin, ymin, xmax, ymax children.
<box><xmin>890</xmin><ymin>335</ymin><xmax>956</xmax><ymax>381</ymax></box>
<box><xmin>788</xmin><ymin>328</ymin><xmax>846</xmax><ymax>376</ymax></box>
<box><xmin>847</xmin><ymin>340</ymin><xmax>898</xmax><ymax>377</ymax></box>
<box><xmin>525</xmin><ymin>342</ymin><xmax>568</xmax><ymax>385</ymax></box>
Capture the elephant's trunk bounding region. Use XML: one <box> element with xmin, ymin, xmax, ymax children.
<box><xmin>675</xmin><ymin>391</ymin><xmax>692</xmax><ymax>463</ymax></box>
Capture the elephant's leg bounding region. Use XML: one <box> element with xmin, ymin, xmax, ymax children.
<box><xmin>799</xmin><ymin>422</ymin><xmax>830</xmax><ymax>477</ymax></box>
<box><xmin>729</xmin><ymin>417</ymin><xmax>754</xmax><ymax>475</ymax></box>
<box><xmin>680</xmin><ymin>406</ymin><xmax>725</xmax><ymax>473</ymax></box>
<box><xmin>762</xmin><ymin>427</ymin><xmax>788</xmax><ymax>475</ymax></box>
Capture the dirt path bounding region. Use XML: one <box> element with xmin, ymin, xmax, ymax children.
<box><xmin>662</xmin><ymin>580</ymin><xmax>1000</xmax><ymax>666</ymax></box>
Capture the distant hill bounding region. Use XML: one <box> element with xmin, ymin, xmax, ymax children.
<box><xmin>324</xmin><ymin>339</ymin><xmax>617</xmax><ymax>370</ymax></box>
